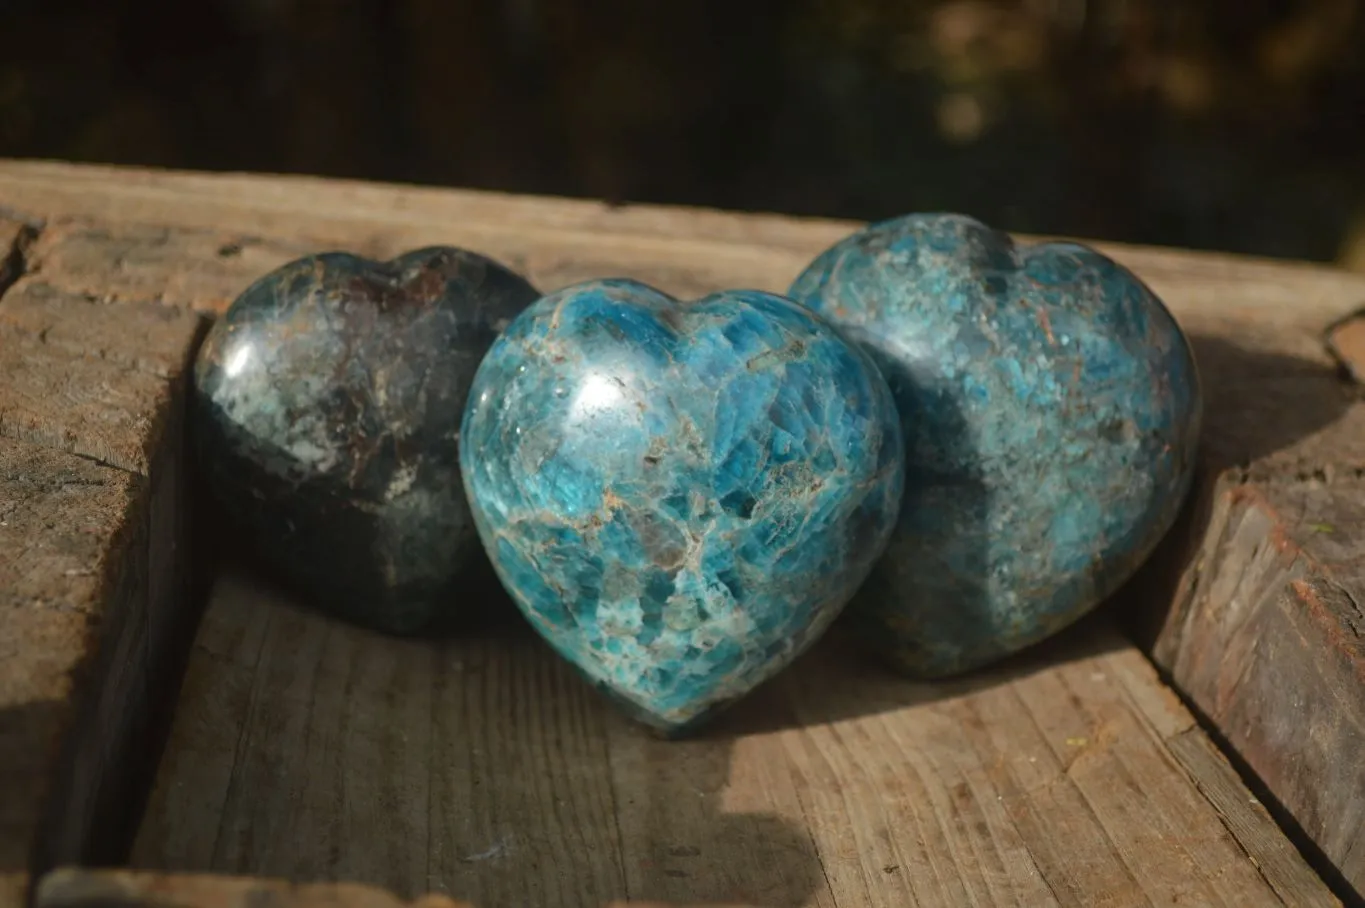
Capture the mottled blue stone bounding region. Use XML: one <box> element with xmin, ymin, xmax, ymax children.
<box><xmin>460</xmin><ymin>279</ymin><xmax>905</xmax><ymax>734</ymax></box>
<box><xmin>193</xmin><ymin>246</ymin><xmax>540</xmax><ymax>635</ymax></box>
<box><xmin>788</xmin><ymin>214</ymin><xmax>1202</xmax><ymax>677</ymax></box>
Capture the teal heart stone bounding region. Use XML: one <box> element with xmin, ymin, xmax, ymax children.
<box><xmin>459</xmin><ymin>279</ymin><xmax>905</xmax><ymax>734</ymax></box>
<box><xmin>788</xmin><ymin>214</ymin><xmax>1202</xmax><ymax>677</ymax></box>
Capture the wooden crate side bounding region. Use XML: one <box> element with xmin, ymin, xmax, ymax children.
<box><xmin>0</xmin><ymin>218</ymin><xmax>205</xmax><ymax>905</ymax></box>
<box><xmin>35</xmin><ymin>868</ymin><xmax>753</xmax><ymax>908</ymax></box>
<box><xmin>0</xmin><ymin>437</ymin><xmax>139</xmax><ymax>903</ymax></box>
<box><xmin>0</xmin><ymin>161</ymin><xmax>1360</xmax><ymax>903</ymax></box>
<box><xmin>1114</xmin><ymin>258</ymin><xmax>1365</xmax><ymax>895</ymax></box>
<box><xmin>6</xmin><ymin>160</ymin><xmax>1365</xmax><ymax>322</ymax></box>
<box><xmin>1146</xmin><ymin>473</ymin><xmax>1365</xmax><ymax>891</ymax></box>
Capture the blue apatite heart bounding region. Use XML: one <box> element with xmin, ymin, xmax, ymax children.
<box><xmin>460</xmin><ymin>279</ymin><xmax>905</xmax><ymax>734</ymax></box>
<box><xmin>788</xmin><ymin>214</ymin><xmax>1202</xmax><ymax>677</ymax></box>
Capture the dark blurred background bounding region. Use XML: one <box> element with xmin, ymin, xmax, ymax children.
<box><xmin>3</xmin><ymin>0</ymin><xmax>1364</xmax><ymax>266</ymax></box>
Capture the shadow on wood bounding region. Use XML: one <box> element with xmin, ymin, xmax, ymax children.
<box><xmin>703</xmin><ymin>610</ymin><xmax>1130</xmax><ymax>741</ymax></box>
<box><xmin>131</xmin><ymin>564</ymin><xmax>826</xmax><ymax>908</ymax></box>
<box><xmin>0</xmin><ymin>700</ymin><xmax>69</xmax><ymax>873</ymax></box>
<box><xmin>714</xmin><ymin>327</ymin><xmax>1354</xmax><ymax>739</ymax></box>
<box><xmin>1185</xmin><ymin>332</ymin><xmax>1354</xmax><ymax>472</ymax></box>
<box><xmin>1123</xmin><ymin>330</ymin><xmax>1353</xmax><ymax>649</ymax></box>
<box><xmin>1120</xmin><ymin>331</ymin><xmax>1365</xmax><ymax>902</ymax></box>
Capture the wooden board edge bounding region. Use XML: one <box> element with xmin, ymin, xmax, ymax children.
<box><xmin>0</xmin><ymin>214</ymin><xmax>210</xmax><ymax>903</ymax></box>
<box><xmin>1142</xmin><ymin>467</ymin><xmax>1365</xmax><ymax>901</ymax></box>
<box><xmin>21</xmin><ymin>379</ymin><xmax>202</xmax><ymax>899</ymax></box>
<box><xmin>1166</xmin><ymin>727</ymin><xmax>1344</xmax><ymax>907</ymax></box>
<box><xmin>34</xmin><ymin>869</ymin><xmax>759</xmax><ymax>908</ymax></box>
<box><xmin>3</xmin><ymin>158</ymin><xmax>1365</xmax><ymax>312</ymax></box>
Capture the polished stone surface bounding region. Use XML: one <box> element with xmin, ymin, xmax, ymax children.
<box><xmin>460</xmin><ymin>279</ymin><xmax>905</xmax><ymax>734</ymax></box>
<box><xmin>788</xmin><ymin>214</ymin><xmax>1202</xmax><ymax>677</ymax></box>
<box><xmin>193</xmin><ymin>246</ymin><xmax>539</xmax><ymax>635</ymax></box>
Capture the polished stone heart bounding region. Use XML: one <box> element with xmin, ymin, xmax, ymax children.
<box><xmin>460</xmin><ymin>279</ymin><xmax>905</xmax><ymax>734</ymax></box>
<box><xmin>788</xmin><ymin>214</ymin><xmax>1202</xmax><ymax>677</ymax></box>
<box><xmin>193</xmin><ymin>246</ymin><xmax>539</xmax><ymax>635</ymax></box>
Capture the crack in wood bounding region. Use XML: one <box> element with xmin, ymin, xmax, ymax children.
<box><xmin>1320</xmin><ymin>578</ymin><xmax>1365</xmax><ymax>639</ymax></box>
<box><xmin>0</xmin><ymin>222</ymin><xmax>41</xmax><ymax>302</ymax></box>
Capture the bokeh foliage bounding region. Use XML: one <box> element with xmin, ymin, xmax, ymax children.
<box><xmin>3</xmin><ymin>0</ymin><xmax>1363</xmax><ymax>263</ymax></box>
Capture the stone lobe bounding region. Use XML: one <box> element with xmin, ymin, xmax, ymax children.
<box><xmin>193</xmin><ymin>246</ymin><xmax>539</xmax><ymax>634</ymax></box>
<box><xmin>460</xmin><ymin>279</ymin><xmax>905</xmax><ymax>733</ymax></box>
<box><xmin>788</xmin><ymin>213</ymin><xmax>1202</xmax><ymax>677</ymax></box>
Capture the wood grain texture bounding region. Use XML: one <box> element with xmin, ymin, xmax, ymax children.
<box><xmin>0</xmin><ymin>437</ymin><xmax>137</xmax><ymax>887</ymax></box>
<box><xmin>34</xmin><ymin>868</ymin><xmax>750</xmax><ymax>908</ymax></box>
<box><xmin>0</xmin><ymin>278</ymin><xmax>205</xmax><ymax>475</ymax></box>
<box><xmin>0</xmin><ymin>428</ymin><xmax>195</xmax><ymax>905</ymax></box>
<box><xmin>1166</xmin><ymin>729</ymin><xmax>1335</xmax><ymax>908</ymax></box>
<box><xmin>0</xmin><ymin>194</ymin><xmax>205</xmax><ymax>906</ymax></box>
<box><xmin>35</xmin><ymin>868</ymin><xmax>477</xmax><ymax>908</ymax></box>
<box><xmin>130</xmin><ymin>569</ymin><xmax>1335</xmax><ymax>908</ymax></box>
<box><xmin>1</xmin><ymin>159</ymin><xmax>1362</xmax><ymax>905</ymax></box>
<box><xmin>1149</xmin><ymin>474</ymin><xmax>1365</xmax><ymax>894</ymax></box>
<box><xmin>2</xmin><ymin>160</ymin><xmax>1365</xmax><ymax>326</ymax></box>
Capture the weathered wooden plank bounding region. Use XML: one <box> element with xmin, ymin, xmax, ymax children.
<box><xmin>0</xmin><ymin>435</ymin><xmax>197</xmax><ymax>904</ymax></box>
<box><xmin>0</xmin><ymin>210</ymin><xmax>204</xmax><ymax>906</ymax></box>
<box><xmin>0</xmin><ymin>279</ymin><xmax>208</xmax><ymax>380</ymax></box>
<box><xmin>0</xmin><ymin>278</ymin><xmax>204</xmax><ymax>474</ymax></box>
<box><xmin>132</xmin><ymin>570</ymin><xmax>631</xmax><ymax>908</ymax></box>
<box><xmin>0</xmin><ymin>437</ymin><xmax>138</xmax><ymax>904</ymax></box>
<box><xmin>35</xmin><ymin>868</ymin><xmax>749</xmax><ymax>908</ymax></box>
<box><xmin>0</xmin><ymin>160</ymin><xmax>1358</xmax><ymax>904</ymax></box>
<box><xmin>1166</xmin><ymin>728</ymin><xmax>1336</xmax><ymax>908</ymax></box>
<box><xmin>4</xmin><ymin>161</ymin><xmax>1365</xmax><ymax>324</ymax></box>
<box><xmin>1149</xmin><ymin>474</ymin><xmax>1365</xmax><ymax>891</ymax></box>
<box><xmin>35</xmin><ymin>869</ymin><xmax>476</xmax><ymax>908</ymax></box>
<box><xmin>0</xmin><ymin>430</ymin><xmax>189</xmax><ymax>908</ymax></box>
<box><xmin>1117</xmin><ymin>242</ymin><xmax>1365</xmax><ymax>900</ymax></box>
<box><xmin>24</xmin><ymin>220</ymin><xmax>341</xmax><ymax>314</ymax></box>
<box><xmin>131</xmin><ymin>567</ymin><xmax>1333</xmax><ymax>908</ymax></box>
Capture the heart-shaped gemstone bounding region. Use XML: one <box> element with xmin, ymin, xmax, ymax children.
<box><xmin>460</xmin><ymin>279</ymin><xmax>905</xmax><ymax>734</ymax></box>
<box><xmin>788</xmin><ymin>214</ymin><xmax>1202</xmax><ymax>677</ymax></box>
<box><xmin>193</xmin><ymin>246</ymin><xmax>539</xmax><ymax>635</ymax></box>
